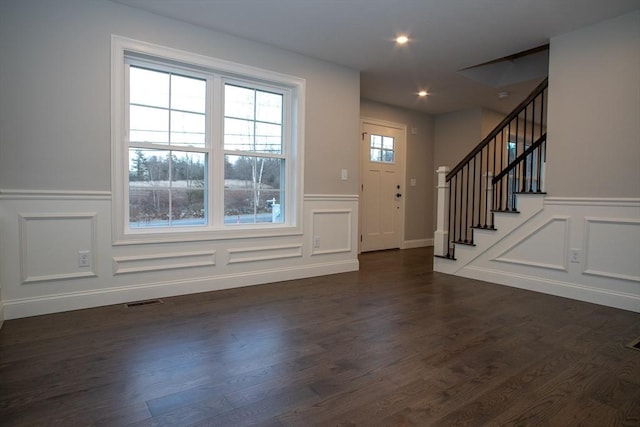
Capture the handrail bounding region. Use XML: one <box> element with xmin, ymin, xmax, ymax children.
<box><xmin>446</xmin><ymin>77</ymin><xmax>548</xmax><ymax>181</ymax></box>
<box><xmin>492</xmin><ymin>134</ymin><xmax>546</xmax><ymax>184</ymax></box>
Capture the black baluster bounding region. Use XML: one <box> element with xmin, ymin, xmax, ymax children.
<box><xmin>462</xmin><ymin>163</ymin><xmax>470</xmax><ymax>243</ymax></box>
<box><xmin>471</xmin><ymin>156</ymin><xmax>476</xmax><ymax>233</ymax></box>
<box><xmin>529</xmin><ymin>98</ymin><xmax>535</xmax><ymax>192</ymax></box>
<box><xmin>447</xmin><ymin>176</ymin><xmax>453</xmax><ymax>258</ymax></box>
<box><xmin>456</xmin><ymin>173</ymin><xmax>462</xmax><ymax>243</ymax></box>
<box><xmin>522</xmin><ymin>105</ymin><xmax>528</xmax><ymax>193</ymax></box>
<box><xmin>538</xmin><ymin>90</ymin><xmax>545</xmax><ymax>192</ymax></box>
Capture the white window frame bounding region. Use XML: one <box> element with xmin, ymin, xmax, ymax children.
<box><xmin>111</xmin><ymin>35</ymin><xmax>305</xmax><ymax>244</ymax></box>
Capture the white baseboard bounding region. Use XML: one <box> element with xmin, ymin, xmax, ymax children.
<box><xmin>403</xmin><ymin>238</ymin><xmax>434</xmax><ymax>249</ymax></box>
<box><xmin>0</xmin><ymin>302</ymin><xmax>4</xmax><ymax>329</ymax></box>
<box><xmin>458</xmin><ymin>265</ymin><xmax>640</xmax><ymax>313</ymax></box>
<box><xmin>3</xmin><ymin>259</ymin><xmax>359</xmax><ymax>320</ymax></box>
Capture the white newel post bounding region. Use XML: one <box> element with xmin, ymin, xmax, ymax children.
<box><xmin>434</xmin><ymin>166</ymin><xmax>450</xmax><ymax>257</ymax></box>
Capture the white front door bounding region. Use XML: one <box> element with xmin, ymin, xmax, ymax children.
<box><xmin>360</xmin><ymin>120</ymin><xmax>405</xmax><ymax>252</ymax></box>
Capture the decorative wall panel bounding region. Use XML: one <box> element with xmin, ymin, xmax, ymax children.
<box><xmin>494</xmin><ymin>216</ymin><xmax>569</xmax><ymax>271</ymax></box>
<box><xmin>20</xmin><ymin>213</ymin><xmax>98</xmax><ymax>283</ymax></box>
<box><xmin>311</xmin><ymin>209</ymin><xmax>352</xmax><ymax>255</ymax></box>
<box><xmin>113</xmin><ymin>251</ymin><xmax>216</xmax><ymax>275</ymax></box>
<box><xmin>584</xmin><ymin>217</ymin><xmax>640</xmax><ymax>282</ymax></box>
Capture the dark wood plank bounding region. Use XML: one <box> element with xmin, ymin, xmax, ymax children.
<box><xmin>1</xmin><ymin>247</ymin><xmax>638</xmax><ymax>426</ymax></box>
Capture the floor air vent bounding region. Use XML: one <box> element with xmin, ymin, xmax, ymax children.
<box><xmin>625</xmin><ymin>337</ymin><xmax>640</xmax><ymax>351</ymax></box>
<box><xmin>126</xmin><ymin>299</ymin><xmax>163</xmax><ymax>308</ymax></box>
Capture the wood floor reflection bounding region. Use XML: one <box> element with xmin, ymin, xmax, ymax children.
<box><xmin>1</xmin><ymin>247</ymin><xmax>638</xmax><ymax>426</ymax></box>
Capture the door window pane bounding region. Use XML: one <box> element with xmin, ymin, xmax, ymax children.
<box><xmin>370</xmin><ymin>134</ymin><xmax>395</xmax><ymax>163</ymax></box>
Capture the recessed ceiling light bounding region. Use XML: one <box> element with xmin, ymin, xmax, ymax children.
<box><xmin>396</xmin><ymin>35</ymin><xmax>409</xmax><ymax>45</ymax></box>
<box><xmin>417</xmin><ymin>90</ymin><xmax>428</xmax><ymax>97</ymax></box>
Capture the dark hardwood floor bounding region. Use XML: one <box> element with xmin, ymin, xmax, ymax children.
<box><xmin>1</xmin><ymin>247</ymin><xmax>639</xmax><ymax>426</ymax></box>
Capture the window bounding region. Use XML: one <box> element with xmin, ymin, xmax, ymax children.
<box><xmin>369</xmin><ymin>134</ymin><xmax>395</xmax><ymax>163</ymax></box>
<box><xmin>128</xmin><ymin>66</ymin><xmax>207</xmax><ymax>228</ymax></box>
<box><xmin>223</xmin><ymin>84</ymin><xmax>285</xmax><ymax>224</ymax></box>
<box><xmin>111</xmin><ymin>36</ymin><xmax>304</xmax><ymax>243</ymax></box>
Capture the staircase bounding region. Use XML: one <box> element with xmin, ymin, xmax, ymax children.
<box><xmin>434</xmin><ymin>78</ymin><xmax>548</xmax><ymax>270</ymax></box>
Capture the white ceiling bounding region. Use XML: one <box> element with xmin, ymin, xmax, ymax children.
<box><xmin>112</xmin><ymin>0</ymin><xmax>640</xmax><ymax>115</ymax></box>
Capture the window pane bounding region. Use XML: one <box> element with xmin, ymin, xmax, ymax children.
<box><xmin>170</xmin><ymin>152</ymin><xmax>206</xmax><ymax>225</ymax></box>
<box><xmin>255</xmin><ymin>122</ymin><xmax>282</xmax><ymax>153</ymax></box>
<box><xmin>170</xmin><ymin>111</ymin><xmax>206</xmax><ymax>146</ymax></box>
<box><xmin>224</xmin><ymin>117</ymin><xmax>254</xmax><ymax>151</ymax></box>
<box><xmin>256</xmin><ymin>91</ymin><xmax>282</xmax><ymax>124</ymax></box>
<box><xmin>129</xmin><ymin>148</ymin><xmax>170</xmax><ymax>227</ymax></box>
<box><xmin>169</xmin><ymin>188</ymin><xmax>205</xmax><ymax>225</ymax></box>
<box><xmin>369</xmin><ymin>134</ymin><xmax>395</xmax><ymax>163</ymax></box>
<box><xmin>128</xmin><ymin>148</ymin><xmax>206</xmax><ymax>227</ymax></box>
<box><xmin>224</xmin><ymin>155</ymin><xmax>284</xmax><ymax>224</ymax></box>
<box><xmin>130</xmin><ymin>105</ymin><xmax>169</xmax><ymax>144</ymax></box>
<box><xmin>370</xmin><ymin>134</ymin><xmax>382</xmax><ymax>148</ymax></box>
<box><xmin>130</xmin><ymin>67</ymin><xmax>169</xmax><ymax>108</ymax></box>
<box><xmin>225</xmin><ymin>85</ymin><xmax>254</xmax><ymax>120</ymax></box>
<box><xmin>171</xmin><ymin>74</ymin><xmax>206</xmax><ymax>113</ymax></box>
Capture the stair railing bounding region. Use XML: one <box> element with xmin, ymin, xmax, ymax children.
<box><xmin>435</xmin><ymin>78</ymin><xmax>548</xmax><ymax>259</ymax></box>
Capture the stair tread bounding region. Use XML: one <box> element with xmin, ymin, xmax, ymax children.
<box><xmin>471</xmin><ymin>225</ymin><xmax>497</xmax><ymax>231</ymax></box>
<box><xmin>434</xmin><ymin>254</ymin><xmax>456</xmax><ymax>260</ymax></box>
<box><xmin>454</xmin><ymin>240</ymin><xmax>476</xmax><ymax>247</ymax></box>
<box><xmin>492</xmin><ymin>209</ymin><xmax>520</xmax><ymax>214</ymax></box>
<box><xmin>515</xmin><ymin>191</ymin><xmax>547</xmax><ymax>195</ymax></box>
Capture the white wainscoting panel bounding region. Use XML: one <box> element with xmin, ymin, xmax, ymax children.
<box><xmin>311</xmin><ymin>209</ymin><xmax>352</xmax><ymax>255</ymax></box>
<box><xmin>19</xmin><ymin>213</ymin><xmax>98</xmax><ymax>283</ymax></box>
<box><xmin>454</xmin><ymin>197</ymin><xmax>640</xmax><ymax>312</ymax></box>
<box><xmin>227</xmin><ymin>244</ymin><xmax>303</xmax><ymax>264</ymax></box>
<box><xmin>1</xmin><ymin>191</ymin><xmax>359</xmax><ymax>319</ymax></box>
<box><xmin>583</xmin><ymin>217</ymin><xmax>640</xmax><ymax>282</ymax></box>
<box><xmin>494</xmin><ymin>216</ymin><xmax>570</xmax><ymax>271</ymax></box>
<box><xmin>113</xmin><ymin>251</ymin><xmax>216</xmax><ymax>275</ymax></box>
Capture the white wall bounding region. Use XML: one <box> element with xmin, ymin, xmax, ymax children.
<box><xmin>546</xmin><ymin>10</ymin><xmax>640</xmax><ymax>198</ymax></box>
<box><xmin>434</xmin><ymin>108</ymin><xmax>483</xmax><ymax>172</ymax></box>
<box><xmin>0</xmin><ymin>0</ymin><xmax>361</xmax><ymax>319</ymax></box>
<box><xmin>481</xmin><ymin>109</ymin><xmax>506</xmax><ymax>139</ymax></box>
<box><xmin>360</xmin><ymin>100</ymin><xmax>435</xmax><ymax>246</ymax></box>
<box><xmin>434</xmin><ymin>107</ymin><xmax>507</xmax><ymax>173</ymax></box>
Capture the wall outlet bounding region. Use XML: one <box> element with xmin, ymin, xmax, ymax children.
<box><xmin>78</xmin><ymin>250</ymin><xmax>91</xmax><ymax>267</ymax></box>
<box><xmin>570</xmin><ymin>248</ymin><xmax>581</xmax><ymax>263</ymax></box>
<box><xmin>313</xmin><ymin>236</ymin><xmax>320</xmax><ymax>248</ymax></box>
